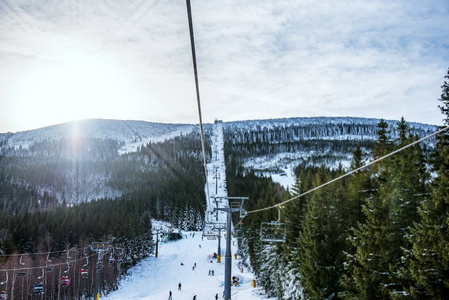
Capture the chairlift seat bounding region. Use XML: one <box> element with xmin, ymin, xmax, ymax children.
<box><xmin>81</xmin><ymin>269</ymin><xmax>88</xmax><ymax>278</ymax></box>
<box><xmin>61</xmin><ymin>276</ymin><xmax>70</xmax><ymax>287</ymax></box>
<box><xmin>260</xmin><ymin>221</ymin><xmax>286</xmax><ymax>243</ymax></box>
<box><xmin>33</xmin><ymin>284</ymin><xmax>44</xmax><ymax>294</ymax></box>
<box><xmin>234</xmin><ymin>229</ymin><xmax>244</xmax><ymax>239</ymax></box>
<box><xmin>17</xmin><ymin>272</ymin><xmax>26</xmax><ymax>277</ymax></box>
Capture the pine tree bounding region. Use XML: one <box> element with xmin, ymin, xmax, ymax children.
<box><xmin>386</xmin><ymin>117</ymin><xmax>428</xmax><ymax>297</ymax></box>
<box><xmin>281</xmin><ymin>170</ymin><xmax>309</xmax><ymax>300</ymax></box>
<box><xmin>298</xmin><ymin>165</ymin><xmax>346</xmax><ymax>298</ymax></box>
<box><xmin>407</xmin><ymin>68</ymin><xmax>449</xmax><ymax>298</ymax></box>
<box><xmin>343</xmin><ymin>120</ymin><xmax>393</xmax><ymax>299</ymax></box>
<box><xmin>341</xmin><ymin>146</ymin><xmax>373</xmax><ymax>297</ymax></box>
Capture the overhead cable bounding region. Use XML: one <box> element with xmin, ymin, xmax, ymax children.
<box><xmin>0</xmin><ymin>246</ymin><xmax>93</xmax><ymax>258</ymax></box>
<box><xmin>0</xmin><ymin>253</ymin><xmax>97</xmax><ymax>272</ymax></box>
<box><xmin>185</xmin><ymin>0</ymin><xmax>211</xmax><ymax>207</ymax></box>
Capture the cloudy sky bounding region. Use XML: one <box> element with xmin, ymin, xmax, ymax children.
<box><xmin>0</xmin><ymin>0</ymin><xmax>448</xmax><ymax>132</ymax></box>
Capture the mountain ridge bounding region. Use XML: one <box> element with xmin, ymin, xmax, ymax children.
<box><xmin>0</xmin><ymin>116</ymin><xmax>437</xmax><ymax>154</ymax></box>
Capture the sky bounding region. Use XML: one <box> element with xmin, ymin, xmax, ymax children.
<box><xmin>0</xmin><ymin>0</ymin><xmax>448</xmax><ymax>133</ymax></box>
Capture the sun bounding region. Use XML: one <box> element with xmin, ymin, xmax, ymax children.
<box><xmin>13</xmin><ymin>40</ymin><xmax>144</xmax><ymax>129</ymax></box>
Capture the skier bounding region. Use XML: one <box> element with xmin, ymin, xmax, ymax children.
<box><xmin>212</xmin><ymin>270</ymin><xmax>214</xmax><ymax>276</ymax></box>
<box><xmin>193</xmin><ymin>295</ymin><xmax>197</xmax><ymax>300</ymax></box>
<box><xmin>168</xmin><ymin>290</ymin><xmax>173</xmax><ymax>300</ymax></box>
<box><xmin>178</xmin><ymin>282</ymin><xmax>182</xmax><ymax>291</ymax></box>
<box><xmin>215</xmin><ymin>293</ymin><xmax>219</xmax><ymax>300</ymax></box>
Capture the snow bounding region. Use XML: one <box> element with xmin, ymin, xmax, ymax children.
<box><xmin>0</xmin><ymin>119</ymin><xmax>195</xmax><ymax>153</ymax></box>
<box><xmin>105</xmin><ymin>120</ymin><xmax>268</xmax><ymax>300</ymax></box>
<box><xmin>105</xmin><ymin>231</ymin><xmax>263</xmax><ymax>300</ymax></box>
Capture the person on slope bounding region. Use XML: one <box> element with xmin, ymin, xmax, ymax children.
<box><xmin>178</xmin><ymin>282</ymin><xmax>182</xmax><ymax>291</ymax></box>
<box><xmin>168</xmin><ymin>290</ymin><xmax>173</xmax><ymax>300</ymax></box>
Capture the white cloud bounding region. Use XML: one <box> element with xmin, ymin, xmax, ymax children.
<box><xmin>0</xmin><ymin>0</ymin><xmax>448</xmax><ymax>132</ymax></box>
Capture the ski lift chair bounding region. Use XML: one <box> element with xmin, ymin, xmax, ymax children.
<box><xmin>33</xmin><ymin>282</ymin><xmax>44</xmax><ymax>294</ymax></box>
<box><xmin>17</xmin><ymin>271</ymin><xmax>27</xmax><ymax>278</ymax></box>
<box><xmin>61</xmin><ymin>276</ymin><xmax>70</xmax><ymax>287</ymax></box>
<box><xmin>234</xmin><ymin>228</ymin><xmax>244</xmax><ymax>240</ymax></box>
<box><xmin>260</xmin><ymin>206</ymin><xmax>286</xmax><ymax>243</ymax></box>
<box><xmin>202</xmin><ymin>225</ymin><xmax>219</xmax><ymax>238</ymax></box>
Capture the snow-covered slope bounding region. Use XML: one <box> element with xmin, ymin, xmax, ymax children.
<box><xmin>0</xmin><ymin>117</ymin><xmax>437</xmax><ymax>199</ymax></box>
<box><xmin>105</xmin><ymin>229</ymin><xmax>266</xmax><ymax>300</ymax></box>
<box><xmin>0</xmin><ymin>119</ymin><xmax>195</xmax><ymax>154</ymax></box>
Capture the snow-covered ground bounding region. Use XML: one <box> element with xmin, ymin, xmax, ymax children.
<box><xmin>105</xmin><ymin>231</ymin><xmax>264</xmax><ymax>300</ymax></box>
<box><xmin>105</xmin><ymin>120</ymin><xmax>268</xmax><ymax>300</ymax></box>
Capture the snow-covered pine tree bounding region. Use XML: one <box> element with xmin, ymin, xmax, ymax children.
<box><xmin>343</xmin><ymin>120</ymin><xmax>393</xmax><ymax>299</ymax></box>
<box><xmin>386</xmin><ymin>117</ymin><xmax>428</xmax><ymax>297</ymax></box>
<box><xmin>298</xmin><ymin>165</ymin><xmax>346</xmax><ymax>298</ymax></box>
<box><xmin>407</xmin><ymin>68</ymin><xmax>449</xmax><ymax>298</ymax></box>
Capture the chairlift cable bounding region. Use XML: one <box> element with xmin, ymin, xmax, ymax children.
<box><xmin>0</xmin><ymin>253</ymin><xmax>97</xmax><ymax>273</ymax></box>
<box><xmin>245</xmin><ymin>125</ymin><xmax>449</xmax><ymax>215</ymax></box>
<box><xmin>0</xmin><ymin>246</ymin><xmax>91</xmax><ymax>257</ymax></box>
<box><xmin>185</xmin><ymin>0</ymin><xmax>211</xmax><ymax>208</ymax></box>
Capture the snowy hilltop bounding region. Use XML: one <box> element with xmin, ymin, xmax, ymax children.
<box><xmin>0</xmin><ymin>116</ymin><xmax>436</xmax><ymax>203</ymax></box>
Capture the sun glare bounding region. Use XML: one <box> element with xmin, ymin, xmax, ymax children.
<box><xmin>14</xmin><ymin>44</ymin><xmax>144</xmax><ymax>129</ymax></box>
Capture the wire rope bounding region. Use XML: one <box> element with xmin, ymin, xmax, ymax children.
<box><xmin>0</xmin><ymin>246</ymin><xmax>95</xmax><ymax>258</ymax></box>
<box><xmin>0</xmin><ymin>253</ymin><xmax>97</xmax><ymax>273</ymax></box>
<box><xmin>185</xmin><ymin>0</ymin><xmax>211</xmax><ymax>208</ymax></box>
<box><xmin>245</xmin><ymin>125</ymin><xmax>449</xmax><ymax>215</ymax></box>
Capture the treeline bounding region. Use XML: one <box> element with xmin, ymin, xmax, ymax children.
<box><xmin>230</xmin><ymin>69</ymin><xmax>449</xmax><ymax>299</ymax></box>
<box><xmin>225</xmin><ymin>138</ymin><xmax>374</xmax><ymax>160</ymax></box>
<box><xmin>224</xmin><ymin>119</ymin><xmax>434</xmax><ymax>147</ymax></box>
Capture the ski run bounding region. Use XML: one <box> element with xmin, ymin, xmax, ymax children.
<box><xmin>105</xmin><ymin>121</ymin><xmax>270</xmax><ymax>300</ymax></box>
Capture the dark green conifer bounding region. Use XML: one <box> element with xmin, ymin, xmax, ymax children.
<box><xmin>407</xmin><ymin>68</ymin><xmax>449</xmax><ymax>298</ymax></box>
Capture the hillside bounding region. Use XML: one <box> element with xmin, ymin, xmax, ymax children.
<box><xmin>0</xmin><ymin>119</ymin><xmax>195</xmax><ymax>155</ymax></box>
<box><xmin>223</xmin><ymin>117</ymin><xmax>436</xmax><ymax>190</ymax></box>
<box><xmin>0</xmin><ymin>117</ymin><xmax>436</xmax><ymax>204</ymax></box>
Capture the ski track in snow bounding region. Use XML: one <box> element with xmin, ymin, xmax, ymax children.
<box><xmin>106</xmin><ymin>121</ymin><xmax>268</xmax><ymax>300</ymax></box>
